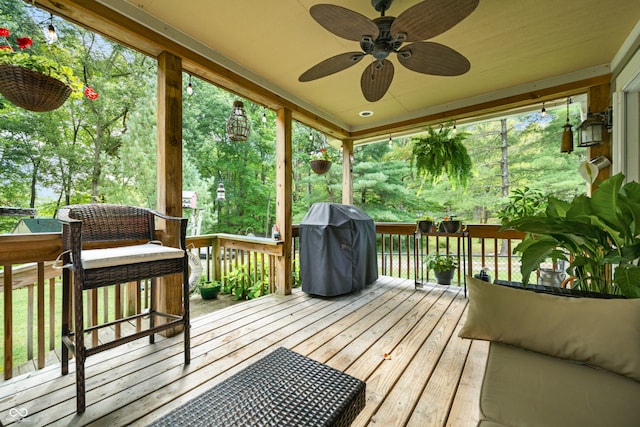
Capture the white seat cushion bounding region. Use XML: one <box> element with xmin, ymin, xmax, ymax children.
<box><xmin>81</xmin><ymin>243</ymin><xmax>184</xmax><ymax>270</ymax></box>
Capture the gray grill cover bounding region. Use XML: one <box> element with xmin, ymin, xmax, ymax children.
<box><xmin>300</xmin><ymin>203</ymin><xmax>378</xmax><ymax>296</ymax></box>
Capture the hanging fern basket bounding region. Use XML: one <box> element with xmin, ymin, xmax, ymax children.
<box><xmin>0</xmin><ymin>65</ymin><xmax>72</xmax><ymax>112</ymax></box>
<box><xmin>411</xmin><ymin>124</ymin><xmax>472</xmax><ymax>189</ymax></box>
<box><xmin>310</xmin><ymin>159</ymin><xmax>332</xmax><ymax>174</ymax></box>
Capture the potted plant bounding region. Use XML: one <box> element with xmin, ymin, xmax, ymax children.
<box><xmin>425</xmin><ymin>253</ymin><xmax>458</xmax><ymax>285</ymax></box>
<box><xmin>416</xmin><ymin>216</ymin><xmax>435</xmax><ymax>233</ymax></box>
<box><xmin>0</xmin><ymin>26</ymin><xmax>95</xmax><ymax>112</ymax></box>
<box><xmin>438</xmin><ymin>215</ymin><xmax>462</xmax><ymax>233</ymax></box>
<box><xmin>196</xmin><ymin>279</ymin><xmax>222</xmax><ymax>300</ymax></box>
<box><xmin>310</xmin><ymin>147</ymin><xmax>333</xmax><ymax>174</ymax></box>
<box><xmin>497</xmin><ymin>186</ymin><xmax>547</xmax><ymax>226</ymax></box>
<box><xmin>506</xmin><ymin>173</ymin><xmax>640</xmax><ymax>298</ymax></box>
<box><xmin>411</xmin><ymin>123</ymin><xmax>472</xmax><ymax>189</ymax></box>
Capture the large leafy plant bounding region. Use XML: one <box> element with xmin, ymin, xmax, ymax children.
<box><xmin>507</xmin><ymin>173</ymin><xmax>640</xmax><ymax>297</ymax></box>
<box><xmin>498</xmin><ymin>186</ymin><xmax>547</xmax><ymax>225</ymax></box>
<box><xmin>411</xmin><ymin>124</ymin><xmax>472</xmax><ymax>189</ymax></box>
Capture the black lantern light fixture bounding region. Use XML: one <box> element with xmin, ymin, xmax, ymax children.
<box><xmin>216</xmin><ymin>182</ymin><xmax>226</xmax><ymax>202</ymax></box>
<box><xmin>216</xmin><ymin>179</ymin><xmax>226</xmax><ymax>227</ymax></box>
<box><xmin>561</xmin><ymin>98</ymin><xmax>573</xmax><ymax>153</ymax></box>
<box><xmin>577</xmin><ymin>107</ymin><xmax>612</xmax><ymax>147</ymax></box>
<box><xmin>226</xmin><ymin>100</ymin><xmax>250</xmax><ymax>141</ymax></box>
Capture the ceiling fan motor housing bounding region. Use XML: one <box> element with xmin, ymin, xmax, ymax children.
<box><xmin>371</xmin><ymin>0</ymin><xmax>394</xmax><ymax>13</ymax></box>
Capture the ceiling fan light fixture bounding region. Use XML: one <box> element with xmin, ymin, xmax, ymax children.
<box><xmin>300</xmin><ymin>0</ymin><xmax>478</xmax><ymax>102</ymax></box>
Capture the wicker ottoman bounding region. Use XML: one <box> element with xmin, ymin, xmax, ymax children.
<box><xmin>150</xmin><ymin>347</ymin><xmax>366</xmax><ymax>426</ymax></box>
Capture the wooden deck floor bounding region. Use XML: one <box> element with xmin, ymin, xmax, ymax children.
<box><xmin>0</xmin><ymin>276</ymin><xmax>488</xmax><ymax>426</ymax></box>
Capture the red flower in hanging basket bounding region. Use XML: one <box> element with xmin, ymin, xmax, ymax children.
<box><xmin>16</xmin><ymin>37</ymin><xmax>32</xmax><ymax>50</ymax></box>
<box><xmin>84</xmin><ymin>85</ymin><xmax>99</xmax><ymax>100</ymax></box>
<box><xmin>0</xmin><ymin>26</ymin><xmax>84</xmax><ymax>102</ymax></box>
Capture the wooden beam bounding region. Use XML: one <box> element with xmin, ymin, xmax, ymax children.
<box><xmin>156</xmin><ymin>51</ymin><xmax>183</xmax><ymax>329</ymax></box>
<box><xmin>350</xmin><ymin>74</ymin><xmax>613</xmax><ymax>142</ymax></box>
<box><xmin>342</xmin><ymin>139</ymin><xmax>354</xmax><ymax>205</ymax></box>
<box><xmin>275</xmin><ymin>108</ymin><xmax>293</xmax><ymax>295</ymax></box>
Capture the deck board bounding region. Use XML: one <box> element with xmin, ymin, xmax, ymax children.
<box><xmin>0</xmin><ymin>277</ymin><xmax>486</xmax><ymax>426</ymax></box>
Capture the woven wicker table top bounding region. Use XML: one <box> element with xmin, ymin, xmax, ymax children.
<box><xmin>149</xmin><ymin>347</ymin><xmax>366</xmax><ymax>427</ymax></box>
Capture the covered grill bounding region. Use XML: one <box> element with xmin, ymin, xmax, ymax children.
<box><xmin>300</xmin><ymin>203</ymin><xmax>378</xmax><ymax>296</ymax></box>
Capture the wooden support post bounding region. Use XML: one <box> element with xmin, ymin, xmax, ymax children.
<box><xmin>157</xmin><ymin>51</ymin><xmax>183</xmax><ymax>333</ymax></box>
<box><xmin>275</xmin><ymin>107</ymin><xmax>293</xmax><ymax>295</ymax></box>
<box><xmin>587</xmin><ymin>83</ymin><xmax>612</xmax><ymax>193</ymax></box>
<box><xmin>342</xmin><ymin>139</ymin><xmax>354</xmax><ymax>205</ymax></box>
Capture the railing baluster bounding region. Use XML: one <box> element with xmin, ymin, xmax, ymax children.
<box><xmin>27</xmin><ymin>282</ymin><xmax>34</xmax><ymax>361</ymax></box>
<box><xmin>49</xmin><ymin>277</ymin><xmax>55</xmax><ymax>351</ymax></box>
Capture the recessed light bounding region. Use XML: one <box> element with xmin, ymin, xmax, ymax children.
<box><xmin>359</xmin><ymin>110</ymin><xmax>374</xmax><ymax>117</ymax></box>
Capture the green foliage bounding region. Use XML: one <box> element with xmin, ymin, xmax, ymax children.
<box><xmin>425</xmin><ymin>253</ymin><xmax>458</xmax><ymax>273</ymax></box>
<box><xmin>508</xmin><ymin>173</ymin><xmax>640</xmax><ymax>297</ymax></box>
<box><xmin>498</xmin><ymin>187</ymin><xmax>547</xmax><ymax>225</ymax></box>
<box><xmin>411</xmin><ymin>124</ymin><xmax>472</xmax><ymax>189</ymax></box>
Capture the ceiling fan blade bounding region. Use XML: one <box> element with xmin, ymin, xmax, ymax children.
<box><xmin>361</xmin><ymin>60</ymin><xmax>394</xmax><ymax>102</ymax></box>
<box><xmin>299</xmin><ymin>52</ymin><xmax>365</xmax><ymax>82</ymax></box>
<box><xmin>310</xmin><ymin>4</ymin><xmax>379</xmax><ymax>41</ymax></box>
<box><xmin>397</xmin><ymin>42</ymin><xmax>470</xmax><ymax>76</ymax></box>
<box><xmin>391</xmin><ymin>0</ymin><xmax>479</xmax><ymax>42</ymax></box>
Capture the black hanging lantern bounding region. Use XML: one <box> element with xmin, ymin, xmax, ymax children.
<box><xmin>226</xmin><ymin>100</ymin><xmax>250</xmax><ymax>141</ymax></box>
<box><xmin>561</xmin><ymin>98</ymin><xmax>573</xmax><ymax>153</ymax></box>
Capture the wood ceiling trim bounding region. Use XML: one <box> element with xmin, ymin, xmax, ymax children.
<box><xmin>350</xmin><ymin>74</ymin><xmax>612</xmax><ymax>142</ymax></box>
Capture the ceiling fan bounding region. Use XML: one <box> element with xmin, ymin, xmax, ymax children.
<box><xmin>299</xmin><ymin>0</ymin><xmax>479</xmax><ymax>102</ymax></box>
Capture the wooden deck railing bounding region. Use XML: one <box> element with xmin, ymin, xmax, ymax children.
<box><xmin>0</xmin><ymin>223</ymin><xmax>524</xmax><ymax>380</ymax></box>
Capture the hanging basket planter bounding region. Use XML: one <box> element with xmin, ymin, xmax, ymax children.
<box><xmin>310</xmin><ymin>159</ymin><xmax>332</xmax><ymax>174</ymax></box>
<box><xmin>0</xmin><ymin>65</ymin><xmax>72</xmax><ymax>112</ymax></box>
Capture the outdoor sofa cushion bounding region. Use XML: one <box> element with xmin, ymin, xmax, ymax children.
<box><xmin>479</xmin><ymin>342</ymin><xmax>640</xmax><ymax>426</ymax></box>
<box><xmin>459</xmin><ymin>276</ymin><xmax>640</xmax><ymax>381</ymax></box>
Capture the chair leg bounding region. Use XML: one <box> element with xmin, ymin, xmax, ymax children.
<box><xmin>75</xmin><ymin>279</ymin><xmax>86</xmax><ymax>413</ymax></box>
<box><xmin>149</xmin><ymin>278</ymin><xmax>155</xmax><ymax>345</ymax></box>
<box><xmin>183</xmin><ymin>270</ymin><xmax>190</xmax><ymax>364</ymax></box>
<box><xmin>61</xmin><ymin>268</ymin><xmax>70</xmax><ymax>376</ymax></box>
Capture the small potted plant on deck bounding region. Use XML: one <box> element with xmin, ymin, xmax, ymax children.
<box><xmin>196</xmin><ymin>278</ymin><xmax>222</xmax><ymax>300</ymax></box>
<box><xmin>425</xmin><ymin>253</ymin><xmax>458</xmax><ymax>285</ymax></box>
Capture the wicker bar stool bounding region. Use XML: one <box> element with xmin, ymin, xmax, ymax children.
<box><xmin>57</xmin><ymin>204</ymin><xmax>190</xmax><ymax>413</ymax></box>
